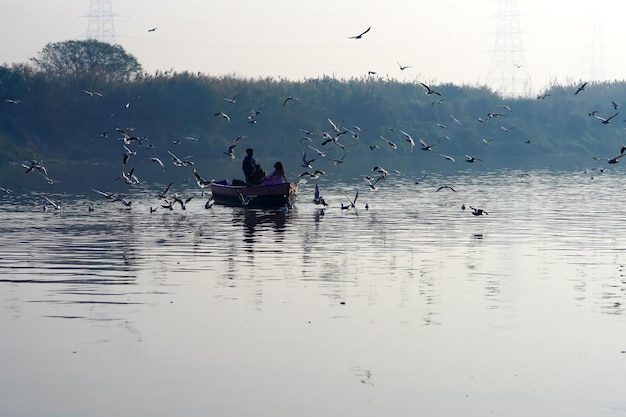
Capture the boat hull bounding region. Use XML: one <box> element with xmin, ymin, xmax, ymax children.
<box><xmin>210</xmin><ymin>180</ymin><xmax>298</xmax><ymax>208</ymax></box>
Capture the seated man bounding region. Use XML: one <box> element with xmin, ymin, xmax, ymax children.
<box><xmin>248</xmin><ymin>164</ymin><xmax>266</xmax><ymax>185</ymax></box>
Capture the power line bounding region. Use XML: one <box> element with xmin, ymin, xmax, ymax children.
<box><xmin>85</xmin><ymin>0</ymin><xmax>116</xmax><ymax>44</ymax></box>
<box><xmin>485</xmin><ymin>0</ymin><xmax>532</xmax><ymax>97</ymax></box>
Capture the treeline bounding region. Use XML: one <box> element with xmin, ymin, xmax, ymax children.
<box><xmin>1</xmin><ymin>61</ymin><xmax>626</xmax><ymax>167</ymax></box>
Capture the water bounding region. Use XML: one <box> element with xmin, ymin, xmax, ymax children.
<box><xmin>1</xmin><ymin>165</ymin><xmax>626</xmax><ymax>417</ymax></box>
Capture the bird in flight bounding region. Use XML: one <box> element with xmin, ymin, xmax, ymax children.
<box><xmin>348</xmin><ymin>26</ymin><xmax>371</xmax><ymax>39</ymax></box>
<box><xmin>574</xmin><ymin>81</ymin><xmax>588</xmax><ymax>95</ymax></box>
<box><xmin>148</xmin><ymin>27</ymin><xmax>158</xmax><ymax>32</ymax></box>
<box><xmin>419</xmin><ymin>137</ymin><xmax>436</xmax><ymax>151</ymax></box>
<box><xmin>214</xmin><ymin>112</ymin><xmax>230</xmax><ymax>123</ymax></box>
<box><xmin>397</xmin><ymin>62</ymin><xmax>411</xmax><ymax>70</ymax></box>
<box><xmin>465</xmin><ymin>155</ymin><xmax>483</xmax><ymax>163</ymax></box>
<box><xmin>593</xmin><ymin>146</ymin><xmax>626</xmax><ymax>164</ymax></box>
<box><xmin>420</xmin><ymin>82</ymin><xmax>441</xmax><ymax>96</ymax></box>
<box><xmin>592</xmin><ymin>111</ymin><xmax>619</xmax><ymax>124</ymax></box>
<box><xmin>282</xmin><ymin>96</ymin><xmax>300</xmax><ymax>106</ymax></box>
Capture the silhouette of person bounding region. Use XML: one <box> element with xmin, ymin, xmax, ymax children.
<box><xmin>242</xmin><ymin>148</ymin><xmax>256</xmax><ymax>184</ymax></box>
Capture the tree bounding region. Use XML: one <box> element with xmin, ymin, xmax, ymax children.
<box><xmin>31</xmin><ymin>39</ymin><xmax>143</xmax><ymax>82</ymax></box>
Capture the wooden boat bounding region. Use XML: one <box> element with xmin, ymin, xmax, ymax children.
<box><xmin>210</xmin><ymin>179</ymin><xmax>298</xmax><ymax>208</ymax></box>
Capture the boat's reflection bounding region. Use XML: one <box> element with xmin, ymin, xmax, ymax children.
<box><xmin>232</xmin><ymin>207</ymin><xmax>294</xmax><ymax>247</ymax></box>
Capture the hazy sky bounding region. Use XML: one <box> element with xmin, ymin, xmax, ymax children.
<box><xmin>0</xmin><ymin>0</ymin><xmax>622</xmax><ymax>94</ymax></box>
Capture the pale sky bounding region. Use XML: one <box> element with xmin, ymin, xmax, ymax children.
<box><xmin>0</xmin><ymin>0</ymin><xmax>622</xmax><ymax>94</ymax></box>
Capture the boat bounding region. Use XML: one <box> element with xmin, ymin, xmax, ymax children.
<box><xmin>210</xmin><ymin>179</ymin><xmax>298</xmax><ymax>208</ymax></box>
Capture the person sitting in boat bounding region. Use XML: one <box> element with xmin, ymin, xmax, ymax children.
<box><xmin>242</xmin><ymin>148</ymin><xmax>256</xmax><ymax>184</ymax></box>
<box><xmin>261</xmin><ymin>161</ymin><xmax>287</xmax><ymax>185</ymax></box>
<box><xmin>249</xmin><ymin>164</ymin><xmax>266</xmax><ymax>185</ymax></box>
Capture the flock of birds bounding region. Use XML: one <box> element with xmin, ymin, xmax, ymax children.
<box><xmin>3</xmin><ymin>27</ymin><xmax>624</xmax><ymax>219</ymax></box>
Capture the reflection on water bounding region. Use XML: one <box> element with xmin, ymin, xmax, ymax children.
<box><xmin>1</xmin><ymin>168</ymin><xmax>626</xmax><ymax>417</ymax></box>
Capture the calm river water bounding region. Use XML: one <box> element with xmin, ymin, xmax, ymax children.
<box><xmin>1</xmin><ymin>163</ymin><xmax>626</xmax><ymax>417</ymax></box>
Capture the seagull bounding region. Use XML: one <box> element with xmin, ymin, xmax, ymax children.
<box><xmin>380</xmin><ymin>136</ymin><xmax>398</xmax><ymax>150</ymax></box>
<box><xmin>282</xmin><ymin>96</ymin><xmax>300</xmax><ymax>106</ymax></box>
<box><xmin>398</xmin><ymin>129</ymin><xmax>415</xmax><ymax>152</ymax></box>
<box><xmin>314</xmin><ymin>184</ymin><xmax>328</xmax><ymax>206</ymax></box>
<box><xmin>329</xmin><ymin>149</ymin><xmax>348</xmax><ymax>165</ymax></box>
<box><xmin>420</xmin><ymin>82</ymin><xmax>441</xmax><ymax>96</ymax></box>
<box><xmin>574</xmin><ymin>81</ymin><xmax>588</xmax><ymax>95</ymax></box>
<box><xmin>223</xmin><ymin>94</ymin><xmax>239</xmax><ymax>104</ymax></box>
<box><xmin>193</xmin><ymin>169</ymin><xmax>214</xmax><ymax>188</ymax></box>
<box><xmin>205</xmin><ymin>198</ymin><xmax>215</xmax><ymax>209</ymax></box>
<box><xmin>419</xmin><ymin>137</ymin><xmax>436</xmax><ymax>151</ymax></box>
<box><xmin>307</xmin><ymin>145</ymin><xmax>326</xmax><ymax>158</ymax></box>
<box><xmin>469</xmin><ymin>206</ymin><xmax>488</xmax><ymax>216</ymax></box>
<box><xmin>365</xmin><ymin>175</ymin><xmax>384</xmax><ymax>190</ymax></box>
<box><xmin>397</xmin><ymin>62</ymin><xmax>411</xmax><ymax>71</ymax></box>
<box><xmin>149</xmin><ymin>157</ymin><xmax>167</xmax><ymax>171</ymax></box>
<box><xmin>372</xmin><ymin>166</ymin><xmax>389</xmax><ymax>176</ymax></box>
<box><xmin>345</xmin><ymin>190</ymin><xmax>359</xmax><ymax>208</ymax></box>
<box><xmin>299</xmin><ymin>170</ymin><xmax>326</xmax><ymax>179</ymax></box>
<box><xmin>158</xmin><ymin>182</ymin><xmax>173</xmax><ymax>199</ymax></box>
<box><xmin>173</xmin><ymin>194</ymin><xmax>194</xmax><ymax>210</ymax></box>
<box><xmin>436</xmin><ymin>153</ymin><xmax>456</xmax><ymax>163</ymax></box>
<box><xmin>593</xmin><ymin>111</ymin><xmax>619</xmax><ymax>124</ymax></box>
<box><xmin>148</xmin><ymin>27</ymin><xmax>158</xmax><ymax>32</ymax></box>
<box><xmin>43</xmin><ymin>196</ymin><xmax>61</xmax><ymax>210</ymax></box>
<box><xmin>237</xmin><ymin>191</ymin><xmax>257</xmax><ymax>206</ymax></box>
<box><xmin>22</xmin><ymin>160</ymin><xmax>48</xmax><ymax>176</ymax></box>
<box><xmin>214</xmin><ymin>112</ymin><xmax>230</xmax><ymax>123</ymax></box>
<box><xmin>5</xmin><ymin>99</ymin><xmax>21</xmax><ymax>104</ymax></box>
<box><xmin>593</xmin><ymin>146</ymin><xmax>626</xmax><ymax>164</ymax></box>
<box><xmin>301</xmin><ymin>151</ymin><xmax>316</xmax><ymax>169</ymax></box>
<box><xmin>612</xmin><ymin>101</ymin><xmax>620</xmax><ymax>110</ymax></box>
<box><xmin>92</xmin><ymin>189</ymin><xmax>119</xmax><ymax>201</ymax></box>
<box><xmin>167</xmin><ymin>150</ymin><xmax>194</xmax><ymax>166</ymax></box>
<box><xmin>451</xmin><ymin>115</ymin><xmax>464</xmax><ymax>126</ymax></box>
<box><xmin>83</xmin><ymin>90</ymin><xmax>103</xmax><ymax>97</ymax></box>
<box><xmin>348</xmin><ymin>26</ymin><xmax>371</xmax><ymax>39</ymax></box>
<box><xmin>465</xmin><ymin>155</ymin><xmax>483</xmax><ymax>163</ymax></box>
<box><xmin>537</xmin><ymin>93</ymin><xmax>551</xmax><ymax>99</ymax></box>
<box><xmin>122</xmin><ymin>144</ymin><xmax>136</xmax><ymax>166</ymax></box>
<box><xmin>0</xmin><ymin>186</ymin><xmax>13</xmax><ymax>194</ymax></box>
<box><xmin>436</xmin><ymin>185</ymin><xmax>456</xmax><ymax>192</ymax></box>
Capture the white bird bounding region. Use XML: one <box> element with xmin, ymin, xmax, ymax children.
<box><xmin>237</xmin><ymin>191</ymin><xmax>257</xmax><ymax>206</ymax></box>
<box><xmin>380</xmin><ymin>136</ymin><xmax>398</xmax><ymax>150</ymax></box>
<box><xmin>150</xmin><ymin>157</ymin><xmax>167</xmax><ymax>171</ymax></box>
<box><xmin>398</xmin><ymin>130</ymin><xmax>415</xmax><ymax>152</ymax></box>
<box><xmin>214</xmin><ymin>112</ymin><xmax>230</xmax><ymax>123</ymax></box>
<box><xmin>344</xmin><ymin>190</ymin><xmax>359</xmax><ymax>208</ymax></box>
<box><xmin>43</xmin><ymin>196</ymin><xmax>61</xmax><ymax>210</ymax></box>
<box><xmin>168</xmin><ymin>150</ymin><xmax>194</xmax><ymax>166</ymax></box>
<box><xmin>465</xmin><ymin>155</ymin><xmax>482</xmax><ymax>163</ymax></box>
<box><xmin>223</xmin><ymin>94</ymin><xmax>239</xmax><ymax>104</ymax></box>
<box><xmin>593</xmin><ymin>111</ymin><xmax>619</xmax><ymax>124</ymax></box>
<box><xmin>301</xmin><ymin>151</ymin><xmax>316</xmax><ymax>169</ymax></box>
<box><xmin>307</xmin><ymin>145</ymin><xmax>326</xmax><ymax>158</ymax></box>
<box><xmin>193</xmin><ymin>169</ymin><xmax>214</xmax><ymax>188</ymax></box>
<box><xmin>419</xmin><ymin>137</ymin><xmax>436</xmax><ymax>151</ymax></box>
<box><xmin>299</xmin><ymin>170</ymin><xmax>325</xmax><ymax>179</ymax></box>
<box><xmin>436</xmin><ymin>153</ymin><xmax>456</xmax><ymax>163</ymax></box>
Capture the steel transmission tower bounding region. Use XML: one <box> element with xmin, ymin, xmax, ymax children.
<box><xmin>588</xmin><ymin>19</ymin><xmax>605</xmax><ymax>81</ymax></box>
<box><xmin>85</xmin><ymin>0</ymin><xmax>116</xmax><ymax>44</ymax></box>
<box><xmin>485</xmin><ymin>0</ymin><xmax>532</xmax><ymax>97</ymax></box>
